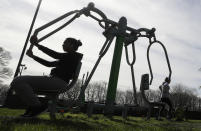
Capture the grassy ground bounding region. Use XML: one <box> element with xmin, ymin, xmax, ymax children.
<box><xmin>0</xmin><ymin>108</ymin><xmax>201</xmax><ymax>131</ymax></box>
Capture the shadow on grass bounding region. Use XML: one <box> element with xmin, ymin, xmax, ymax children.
<box><xmin>110</xmin><ymin>117</ymin><xmax>142</xmax><ymax>128</ymax></box>
<box><xmin>0</xmin><ymin>116</ymin><xmax>94</xmax><ymax>131</ymax></box>
<box><xmin>78</xmin><ymin>116</ymin><xmax>109</xmax><ymax>128</ymax></box>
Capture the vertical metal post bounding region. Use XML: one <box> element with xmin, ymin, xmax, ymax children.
<box><xmin>104</xmin><ymin>17</ymin><xmax>127</xmax><ymax>116</ymax></box>
<box><xmin>14</xmin><ymin>0</ymin><xmax>42</xmax><ymax>78</ymax></box>
<box><xmin>131</xmin><ymin>66</ymin><xmax>138</xmax><ymax>105</ymax></box>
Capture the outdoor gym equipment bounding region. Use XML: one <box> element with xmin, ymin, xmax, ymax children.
<box><xmin>6</xmin><ymin>2</ymin><xmax>172</xmax><ymax>119</ymax></box>
<box><xmin>6</xmin><ymin>2</ymin><xmax>111</xmax><ymax>119</ymax></box>
<box><xmin>140</xmin><ymin>74</ymin><xmax>165</xmax><ymax>120</ymax></box>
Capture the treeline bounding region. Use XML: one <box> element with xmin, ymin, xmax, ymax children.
<box><xmin>59</xmin><ymin>80</ymin><xmax>201</xmax><ymax>111</ymax></box>
<box><xmin>0</xmin><ymin>84</ymin><xmax>9</xmax><ymax>104</ymax></box>
<box><xmin>0</xmin><ymin>46</ymin><xmax>12</xmax><ymax>104</ymax></box>
<box><xmin>0</xmin><ymin>80</ymin><xmax>200</xmax><ymax>111</ymax></box>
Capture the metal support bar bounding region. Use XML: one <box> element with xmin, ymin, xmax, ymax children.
<box><xmin>78</xmin><ymin>37</ymin><xmax>114</xmax><ymax>103</ymax></box>
<box><xmin>14</xmin><ymin>0</ymin><xmax>42</xmax><ymax>78</ymax></box>
<box><xmin>105</xmin><ymin>17</ymin><xmax>127</xmax><ymax>116</ymax></box>
<box><xmin>124</xmin><ymin>43</ymin><xmax>138</xmax><ymax>105</ymax></box>
<box><xmin>130</xmin><ymin>66</ymin><xmax>137</xmax><ymax>104</ymax></box>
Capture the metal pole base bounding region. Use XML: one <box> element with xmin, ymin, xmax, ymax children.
<box><xmin>104</xmin><ymin>100</ymin><xmax>114</xmax><ymax>117</ymax></box>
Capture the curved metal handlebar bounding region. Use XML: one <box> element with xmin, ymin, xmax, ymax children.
<box><xmin>34</xmin><ymin>10</ymin><xmax>79</xmax><ymax>35</ymax></box>
<box><xmin>147</xmin><ymin>40</ymin><xmax>172</xmax><ymax>85</ymax></box>
<box><xmin>29</xmin><ymin>10</ymin><xmax>79</xmax><ymax>51</ymax></box>
<box><xmin>32</xmin><ymin>3</ymin><xmax>109</xmax><ymax>43</ymax></box>
<box><xmin>125</xmin><ymin>43</ymin><xmax>136</xmax><ymax>66</ymax></box>
<box><xmin>28</xmin><ymin>2</ymin><xmax>110</xmax><ymax>51</ymax></box>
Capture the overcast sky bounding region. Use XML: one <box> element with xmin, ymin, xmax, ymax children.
<box><xmin>0</xmin><ymin>0</ymin><xmax>201</xmax><ymax>94</ymax></box>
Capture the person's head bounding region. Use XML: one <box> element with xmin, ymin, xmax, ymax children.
<box><xmin>165</xmin><ymin>77</ymin><xmax>171</xmax><ymax>83</ymax></box>
<box><xmin>63</xmin><ymin>37</ymin><xmax>82</xmax><ymax>53</ymax></box>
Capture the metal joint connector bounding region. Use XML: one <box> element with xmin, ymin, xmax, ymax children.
<box><xmin>117</xmin><ymin>17</ymin><xmax>127</xmax><ymax>37</ymax></box>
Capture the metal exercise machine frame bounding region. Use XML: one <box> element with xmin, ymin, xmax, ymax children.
<box><xmin>24</xmin><ymin>2</ymin><xmax>172</xmax><ymax>116</ymax></box>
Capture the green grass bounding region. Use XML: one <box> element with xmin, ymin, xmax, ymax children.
<box><xmin>0</xmin><ymin>108</ymin><xmax>201</xmax><ymax>131</ymax></box>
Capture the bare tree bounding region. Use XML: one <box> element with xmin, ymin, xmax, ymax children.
<box><xmin>93</xmin><ymin>81</ymin><xmax>107</xmax><ymax>103</ymax></box>
<box><xmin>124</xmin><ymin>90</ymin><xmax>134</xmax><ymax>105</ymax></box>
<box><xmin>115</xmin><ymin>90</ymin><xmax>125</xmax><ymax>104</ymax></box>
<box><xmin>85</xmin><ymin>83</ymin><xmax>96</xmax><ymax>102</ymax></box>
<box><xmin>84</xmin><ymin>81</ymin><xmax>107</xmax><ymax>102</ymax></box>
<box><xmin>170</xmin><ymin>83</ymin><xmax>198</xmax><ymax>110</ymax></box>
<box><xmin>0</xmin><ymin>47</ymin><xmax>12</xmax><ymax>83</ymax></box>
<box><xmin>59</xmin><ymin>80</ymin><xmax>82</xmax><ymax>101</ymax></box>
<box><xmin>136</xmin><ymin>91</ymin><xmax>144</xmax><ymax>106</ymax></box>
<box><xmin>145</xmin><ymin>89</ymin><xmax>161</xmax><ymax>102</ymax></box>
<box><xmin>0</xmin><ymin>47</ymin><xmax>12</xmax><ymax>104</ymax></box>
<box><xmin>59</xmin><ymin>79</ymin><xmax>201</xmax><ymax>112</ymax></box>
<box><xmin>0</xmin><ymin>83</ymin><xmax>9</xmax><ymax>104</ymax></box>
<box><xmin>197</xmin><ymin>97</ymin><xmax>201</xmax><ymax>111</ymax></box>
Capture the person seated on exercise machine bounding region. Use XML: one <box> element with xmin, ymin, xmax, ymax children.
<box><xmin>158</xmin><ymin>77</ymin><xmax>173</xmax><ymax>120</ymax></box>
<box><xmin>8</xmin><ymin>35</ymin><xmax>83</xmax><ymax>117</ymax></box>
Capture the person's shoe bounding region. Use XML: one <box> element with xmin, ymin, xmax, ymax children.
<box><xmin>20</xmin><ymin>113</ymin><xmax>30</xmax><ymax>117</ymax></box>
<box><xmin>156</xmin><ymin>117</ymin><xmax>163</xmax><ymax>121</ymax></box>
<box><xmin>167</xmin><ymin>117</ymin><xmax>172</xmax><ymax>121</ymax></box>
<box><xmin>167</xmin><ymin>114</ymin><xmax>172</xmax><ymax>120</ymax></box>
<box><xmin>26</xmin><ymin>105</ymin><xmax>48</xmax><ymax>117</ymax></box>
<box><xmin>20</xmin><ymin>107</ymin><xmax>33</xmax><ymax>117</ymax></box>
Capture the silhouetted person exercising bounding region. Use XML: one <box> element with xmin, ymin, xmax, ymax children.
<box><xmin>159</xmin><ymin>77</ymin><xmax>173</xmax><ymax>120</ymax></box>
<box><xmin>9</xmin><ymin>35</ymin><xmax>83</xmax><ymax>117</ymax></box>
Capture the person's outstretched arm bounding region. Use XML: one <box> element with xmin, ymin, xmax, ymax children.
<box><xmin>30</xmin><ymin>35</ymin><xmax>63</xmax><ymax>59</ymax></box>
<box><xmin>26</xmin><ymin>49</ymin><xmax>58</xmax><ymax>67</ymax></box>
<box><xmin>159</xmin><ymin>85</ymin><xmax>162</xmax><ymax>92</ymax></box>
<box><xmin>36</xmin><ymin>44</ymin><xmax>63</xmax><ymax>59</ymax></box>
<box><xmin>32</xmin><ymin>54</ymin><xmax>58</xmax><ymax>67</ymax></box>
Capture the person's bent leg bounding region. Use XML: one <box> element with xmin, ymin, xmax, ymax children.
<box><xmin>11</xmin><ymin>76</ymin><xmax>44</xmax><ymax>117</ymax></box>
<box><xmin>11</xmin><ymin>75</ymin><xmax>67</xmax><ymax>117</ymax></box>
<box><xmin>166</xmin><ymin>98</ymin><xmax>173</xmax><ymax>119</ymax></box>
<box><xmin>158</xmin><ymin>98</ymin><xmax>167</xmax><ymax>120</ymax></box>
<box><xmin>14</xmin><ymin>83</ymin><xmax>41</xmax><ymax>107</ymax></box>
<box><xmin>11</xmin><ymin>76</ymin><xmax>41</xmax><ymax>107</ymax></box>
<box><xmin>157</xmin><ymin>103</ymin><xmax>165</xmax><ymax>120</ymax></box>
